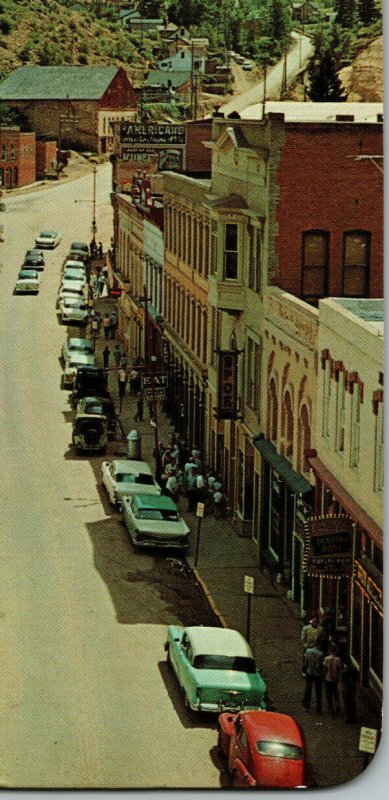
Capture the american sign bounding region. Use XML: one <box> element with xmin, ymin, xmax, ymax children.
<box><xmin>216</xmin><ymin>350</ymin><xmax>238</xmax><ymax>420</ymax></box>
<box><xmin>119</xmin><ymin>122</ymin><xmax>186</xmax><ymax>145</ymax></box>
<box><xmin>302</xmin><ymin>514</ymin><xmax>354</xmax><ymax>578</ymax></box>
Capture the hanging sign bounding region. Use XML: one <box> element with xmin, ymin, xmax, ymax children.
<box><xmin>302</xmin><ymin>514</ymin><xmax>354</xmax><ymax>578</ymax></box>
<box><xmin>216</xmin><ymin>350</ymin><xmax>238</xmax><ymax>420</ymax></box>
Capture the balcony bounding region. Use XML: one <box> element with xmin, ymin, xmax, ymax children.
<box><xmin>208</xmin><ymin>275</ymin><xmax>245</xmax><ymax>314</ymax></box>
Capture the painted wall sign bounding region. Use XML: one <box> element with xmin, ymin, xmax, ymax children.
<box><xmin>120</xmin><ymin>123</ymin><xmax>186</xmax><ymax>145</ymax></box>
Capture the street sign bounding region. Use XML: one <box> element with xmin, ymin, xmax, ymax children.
<box><xmin>142</xmin><ymin>373</ymin><xmax>168</xmax><ymax>389</ymax></box>
<box><xmin>196</xmin><ymin>502</ymin><xmax>205</xmax><ymax>518</ymax></box>
<box><xmin>244</xmin><ymin>576</ymin><xmax>254</xmax><ymax>594</ymax></box>
<box><xmin>358</xmin><ymin>727</ymin><xmax>378</xmax><ymax>754</ymax></box>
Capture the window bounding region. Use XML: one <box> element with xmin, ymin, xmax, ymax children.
<box><xmin>181</xmin><ymin>289</ymin><xmax>186</xmax><ymax>339</ymax></box>
<box><xmin>193</xmin><ymin>218</ymin><xmax>198</xmax><ymax>270</ymax></box>
<box><xmin>186</xmin><ymin>292</ymin><xmax>190</xmax><ymax>344</ymax></box>
<box><xmin>198</xmin><ymin>219</ymin><xmax>203</xmax><ymax>274</ymax></box>
<box><xmin>202</xmin><ymin>309</ymin><xmax>208</xmax><ymax>363</ymax></box>
<box><xmin>301</xmin><ymin>231</ymin><xmax>329</xmax><ymax>301</ymax></box>
<box><xmin>374</xmin><ymin>400</ymin><xmax>384</xmax><ymax>493</ymax></box>
<box><xmin>343</xmin><ymin>231</ymin><xmax>370</xmax><ymax>297</ymax></box>
<box><xmin>190</xmin><ymin>299</ymin><xmax>196</xmax><ymax>351</ymax></box>
<box><xmin>196</xmin><ymin>303</ymin><xmax>201</xmax><ymax>357</ymax></box>
<box><xmin>282</xmin><ymin>390</ymin><xmax>294</xmax><ymax>459</ymax></box>
<box><xmin>210</xmin><ymin>307</ymin><xmax>216</xmax><ymax>367</ymax></box>
<box><xmin>224</xmin><ymin>223</ymin><xmax>238</xmax><ymax>279</ymax></box>
<box><xmin>1</xmin><ymin>143</ymin><xmax>6</xmax><ymax>161</ymax></box>
<box><xmin>182</xmin><ymin>212</ymin><xmax>187</xmax><ymax>261</ymax></box>
<box><xmin>335</xmin><ymin>369</ymin><xmax>345</xmax><ymax>453</ymax></box>
<box><xmin>210</xmin><ymin>219</ymin><xmax>218</xmax><ymax>275</ymax></box>
<box><xmin>188</xmin><ymin>215</ymin><xmax>192</xmax><ymax>266</ymax></box>
<box><xmin>248</xmin><ymin>225</ymin><xmax>262</xmax><ymax>292</ymax></box>
<box><xmin>10</xmin><ymin>143</ymin><xmax>16</xmax><ymax>161</ymax></box>
<box><xmin>204</xmin><ymin>222</ymin><xmax>209</xmax><ymax>278</ymax></box>
<box><xmin>322</xmin><ymin>359</ymin><xmax>331</xmax><ymax>442</ymax></box>
<box><xmin>350</xmin><ymin>386</ymin><xmax>361</xmax><ymax>469</ymax></box>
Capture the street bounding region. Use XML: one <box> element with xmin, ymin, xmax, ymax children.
<box><xmin>0</xmin><ymin>167</ymin><xmax>220</xmax><ymax>788</ymax></box>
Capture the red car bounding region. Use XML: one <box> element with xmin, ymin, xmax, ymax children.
<box><xmin>218</xmin><ymin>710</ymin><xmax>307</xmax><ymax>788</ymax></box>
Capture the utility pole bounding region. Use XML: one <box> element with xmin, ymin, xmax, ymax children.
<box><xmin>262</xmin><ymin>62</ymin><xmax>267</xmax><ymax>118</ymax></box>
<box><xmin>190</xmin><ymin>40</ymin><xmax>195</xmax><ymax>119</ymax></box>
<box><xmin>281</xmin><ymin>41</ymin><xmax>288</xmax><ymax>99</ymax></box>
<box><xmin>143</xmin><ymin>285</ymin><xmax>162</xmax><ymax>481</ymax></box>
<box><xmin>92</xmin><ymin>166</ymin><xmax>97</xmax><ymax>246</ymax></box>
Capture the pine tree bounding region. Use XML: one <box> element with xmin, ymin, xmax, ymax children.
<box><xmin>358</xmin><ymin>0</ymin><xmax>379</xmax><ymax>26</ymax></box>
<box><xmin>334</xmin><ymin>0</ymin><xmax>357</xmax><ymax>28</ymax></box>
<box><xmin>308</xmin><ymin>50</ymin><xmax>347</xmax><ymax>102</ymax></box>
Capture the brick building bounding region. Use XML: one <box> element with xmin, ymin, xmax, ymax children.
<box><xmin>0</xmin><ymin>66</ymin><xmax>137</xmax><ymax>154</ymax></box>
<box><xmin>35</xmin><ymin>138</ymin><xmax>57</xmax><ymax>179</ymax></box>
<box><xmin>0</xmin><ymin>126</ymin><xmax>35</xmax><ymax>188</ymax></box>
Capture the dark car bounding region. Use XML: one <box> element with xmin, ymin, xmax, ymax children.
<box><xmin>69</xmin><ymin>242</ymin><xmax>90</xmax><ymax>263</ymax></box>
<box><xmin>72</xmin><ymin>366</ymin><xmax>111</xmax><ymax>404</ymax></box>
<box><xmin>24</xmin><ymin>249</ymin><xmax>45</xmax><ymax>269</ymax></box>
<box><xmin>72</xmin><ymin>414</ymin><xmax>108</xmax><ymax>454</ymax></box>
<box><xmin>76</xmin><ymin>396</ymin><xmax>117</xmax><ymax>436</ymax></box>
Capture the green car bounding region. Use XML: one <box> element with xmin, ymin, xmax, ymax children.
<box><xmin>165</xmin><ymin>625</ymin><xmax>267</xmax><ymax>713</ymax></box>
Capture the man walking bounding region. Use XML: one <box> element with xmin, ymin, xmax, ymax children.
<box><xmin>323</xmin><ymin>643</ymin><xmax>342</xmax><ymax>715</ymax></box>
<box><xmin>301</xmin><ymin>616</ymin><xmax>323</xmax><ymax>675</ymax></box>
<box><xmin>102</xmin><ymin>345</ymin><xmax>110</xmax><ymax>369</ymax></box>
<box><xmin>103</xmin><ymin>314</ymin><xmax>111</xmax><ymax>340</ymax></box>
<box><xmin>117</xmin><ymin>367</ymin><xmax>127</xmax><ymax>401</ymax></box>
<box><xmin>302</xmin><ymin>638</ymin><xmax>325</xmax><ymax>714</ymax></box>
<box><xmin>134</xmin><ymin>391</ymin><xmax>144</xmax><ymax>422</ymax></box>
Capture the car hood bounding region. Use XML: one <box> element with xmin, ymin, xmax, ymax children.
<box><xmin>116</xmin><ymin>484</ymin><xmax>161</xmax><ymax>498</ymax></box>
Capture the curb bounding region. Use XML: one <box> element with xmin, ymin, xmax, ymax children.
<box><xmin>193</xmin><ymin>568</ymin><xmax>229</xmax><ymax>630</ymax></box>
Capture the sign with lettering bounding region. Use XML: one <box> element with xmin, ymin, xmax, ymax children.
<box><xmin>142</xmin><ymin>373</ymin><xmax>168</xmax><ymax>389</ymax></box>
<box><xmin>158</xmin><ymin>149</ymin><xmax>183</xmax><ymax>171</ymax></box>
<box><xmin>121</xmin><ymin>147</ymin><xmax>159</xmax><ymax>163</ymax></box>
<box><xmin>244</xmin><ymin>576</ymin><xmax>254</xmax><ymax>595</ymax></box>
<box><xmin>120</xmin><ymin>122</ymin><xmax>186</xmax><ymax>145</ymax></box>
<box><xmin>302</xmin><ymin>514</ymin><xmax>354</xmax><ymax>578</ymax></box>
<box><xmin>216</xmin><ymin>350</ymin><xmax>238</xmax><ymax>420</ymax></box>
<box><xmin>359</xmin><ymin>727</ymin><xmax>378</xmax><ymax>754</ymax></box>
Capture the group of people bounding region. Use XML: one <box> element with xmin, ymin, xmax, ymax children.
<box><xmin>157</xmin><ymin>438</ymin><xmax>226</xmax><ymax>517</ymax></box>
<box><xmin>301</xmin><ymin>616</ymin><xmax>358</xmax><ymax>721</ymax></box>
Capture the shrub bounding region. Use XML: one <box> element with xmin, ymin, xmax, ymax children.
<box><xmin>0</xmin><ymin>13</ymin><xmax>13</xmax><ymax>34</ymax></box>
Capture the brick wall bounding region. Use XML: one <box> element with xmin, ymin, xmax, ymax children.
<box><xmin>0</xmin><ymin>128</ymin><xmax>35</xmax><ymax>187</ymax></box>
<box><xmin>274</xmin><ymin>123</ymin><xmax>383</xmax><ymax>298</ymax></box>
<box><xmin>36</xmin><ymin>139</ymin><xmax>57</xmax><ymax>178</ymax></box>
<box><xmin>6</xmin><ymin>99</ymin><xmax>99</xmax><ymax>151</ymax></box>
<box><xmin>185</xmin><ymin>120</ymin><xmax>212</xmax><ymax>174</ymax></box>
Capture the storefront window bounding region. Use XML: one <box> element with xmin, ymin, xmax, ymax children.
<box><xmin>370</xmin><ymin>606</ymin><xmax>383</xmax><ymax>683</ymax></box>
<box><xmin>351</xmin><ymin>584</ymin><xmax>362</xmax><ymax>668</ymax></box>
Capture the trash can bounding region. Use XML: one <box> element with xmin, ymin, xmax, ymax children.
<box><xmin>126</xmin><ymin>429</ymin><xmax>142</xmax><ymax>459</ymax></box>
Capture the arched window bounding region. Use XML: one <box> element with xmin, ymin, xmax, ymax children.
<box><xmin>282</xmin><ymin>390</ymin><xmax>294</xmax><ymax>459</ymax></box>
<box><xmin>268</xmin><ymin>378</ymin><xmax>278</xmax><ymax>443</ymax></box>
<box><xmin>298</xmin><ymin>404</ymin><xmax>311</xmax><ymax>473</ymax></box>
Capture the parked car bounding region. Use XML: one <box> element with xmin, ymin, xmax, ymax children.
<box><xmin>24</xmin><ymin>249</ymin><xmax>45</xmax><ymax>269</ymax></box>
<box><xmin>165</xmin><ymin>626</ymin><xmax>267</xmax><ymax>713</ymax></box>
<box><xmin>218</xmin><ymin>710</ymin><xmax>307</xmax><ymax>788</ymax></box>
<box><xmin>63</xmin><ymin>260</ymin><xmax>87</xmax><ymax>275</ymax></box>
<box><xmin>72</xmin><ymin>413</ymin><xmax>108</xmax><ymax>454</ymax></box>
<box><xmin>70</xmin><ymin>241</ymin><xmax>89</xmax><ymax>256</ymax></box>
<box><xmin>72</xmin><ymin>365</ymin><xmax>110</xmax><ymax>403</ymax></box>
<box><xmin>242</xmin><ymin>60</ymin><xmax>252</xmax><ymax>71</ymax></box>
<box><xmin>58</xmin><ymin>281</ymin><xmax>86</xmax><ymax>302</ymax></box>
<box><xmin>14</xmin><ymin>274</ymin><xmax>40</xmax><ymax>294</ymax></box>
<box><xmin>63</xmin><ymin>352</ymin><xmax>96</xmax><ymax>388</ymax></box>
<box><xmin>101</xmin><ymin>459</ymin><xmax>161</xmax><ymax>508</ymax></box>
<box><xmin>35</xmin><ymin>230</ymin><xmax>62</xmax><ymax>248</ymax></box>
<box><xmin>235</xmin><ymin>54</ymin><xmax>245</xmax><ymax>64</ymax></box>
<box><xmin>77</xmin><ymin>396</ymin><xmax>117</xmax><ymax>437</ymax></box>
<box><xmin>62</xmin><ymin>337</ymin><xmax>94</xmax><ymax>362</ymax></box>
<box><xmin>59</xmin><ymin>298</ymin><xmax>89</xmax><ymax>324</ymax></box>
<box><xmin>18</xmin><ymin>268</ymin><xmax>40</xmax><ymax>281</ymax></box>
<box><xmin>62</xmin><ymin>268</ymin><xmax>87</xmax><ymax>283</ymax></box>
<box><xmin>122</xmin><ymin>494</ymin><xmax>189</xmax><ymax>550</ymax></box>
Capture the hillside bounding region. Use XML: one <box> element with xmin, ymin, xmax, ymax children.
<box><xmin>0</xmin><ymin>0</ymin><xmax>147</xmax><ymax>79</ymax></box>
<box><xmin>339</xmin><ymin>35</ymin><xmax>383</xmax><ymax>102</ymax></box>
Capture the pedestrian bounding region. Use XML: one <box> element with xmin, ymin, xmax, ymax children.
<box><xmin>113</xmin><ymin>344</ymin><xmax>121</xmax><ymax>366</ymax></box>
<box><xmin>98</xmin><ymin>241</ymin><xmax>103</xmax><ymax>258</ymax></box>
<box><xmin>117</xmin><ymin>367</ymin><xmax>127</xmax><ymax>400</ymax></box>
<box><xmin>103</xmin><ymin>314</ymin><xmax>111</xmax><ymax>340</ymax></box>
<box><xmin>110</xmin><ymin>310</ymin><xmax>118</xmax><ymax>339</ymax></box>
<box><xmin>340</xmin><ymin>657</ymin><xmax>359</xmax><ymax>723</ymax></box>
<box><xmin>323</xmin><ymin>643</ymin><xmax>342</xmax><ymax>715</ymax></box>
<box><xmin>212</xmin><ymin>489</ymin><xmax>224</xmax><ymax>518</ymax></box>
<box><xmin>134</xmin><ymin>391</ymin><xmax>144</xmax><ymax>422</ymax></box>
<box><xmin>98</xmin><ymin>275</ymin><xmax>106</xmax><ymax>297</ymax></box>
<box><xmin>186</xmin><ymin>468</ymin><xmax>198</xmax><ymax>513</ymax></box>
<box><xmin>301</xmin><ymin>616</ymin><xmax>323</xmax><ymax>675</ymax></box>
<box><xmin>130</xmin><ymin>368</ymin><xmax>139</xmax><ymax>396</ymax></box>
<box><xmin>179</xmin><ymin>437</ymin><xmax>190</xmax><ymax>467</ymax></box>
<box><xmin>120</xmin><ymin>353</ymin><xmax>128</xmax><ymax>369</ymax></box>
<box><xmin>302</xmin><ymin>637</ymin><xmax>325</xmax><ymax>714</ymax></box>
<box><xmin>195</xmin><ymin>469</ymin><xmax>206</xmax><ymax>503</ymax></box>
<box><xmin>165</xmin><ymin>472</ymin><xmax>179</xmax><ymax>502</ymax></box>
<box><xmin>91</xmin><ymin>317</ymin><xmax>99</xmax><ymax>339</ymax></box>
<box><xmin>102</xmin><ymin>345</ymin><xmax>110</xmax><ymax>369</ymax></box>
<box><xmin>90</xmin><ymin>240</ymin><xmax>97</xmax><ymax>258</ymax></box>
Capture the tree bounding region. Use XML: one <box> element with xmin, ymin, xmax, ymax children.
<box><xmin>334</xmin><ymin>0</ymin><xmax>357</xmax><ymax>28</ymax></box>
<box><xmin>308</xmin><ymin>49</ymin><xmax>347</xmax><ymax>101</ymax></box>
<box><xmin>138</xmin><ymin>1</ymin><xmax>162</xmax><ymax>18</ymax></box>
<box><xmin>358</xmin><ymin>0</ymin><xmax>379</xmax><ymax>25</ymax></box>
<box><xmin>167</xmin><ymin>0</ymin><xmax>207</xmax><ymax>27</ymax></box>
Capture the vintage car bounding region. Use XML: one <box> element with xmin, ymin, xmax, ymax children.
<box><xmin>63</xmin><ymin>352</ymin><xmax>96</xmax><ymax>388</ymax></box>
<box><xmin>62</xmin><ymin>267</ymin><xmax>87</xmax><ymax>283</ymax></box>
<box><xmin>58</xmin><ymin>280</ymin><xmax>86</xmax><ymax>302</ymax></box>
<box><xmin>24</xmin><ymin>248</ymin><xmax>45</xmax><ymax>269</ymax></box>
<box><xmin>218</xmin><ymin>710</ymin><xmax>307</xmax><ymax>788</ymax></box>
<box><xmin>63</xmin><ymin>258</ymin><xmax>87</xmax><ymax>272</ymax></box>
<box><xmin>59</xmin><ymin>298</ymin><xmax>89</xmax><ymax>324</ymax></box>
<box><xmin>122</xmin><ymin>494</ymin><xmax>189</xmax><ymax>550</ymax></box>
<box><xmin>72</xmin><ymin>413</ymin><xmax>108</xmax><ymax>454</ymax></box>
<box><xmin>35</xmin><ymin>230</ymin><xmax>62</xmax><ymax>248</ymax></box>
<box><xmin>101</xmin><ymin>459</ymin><xmax>161</xmax><ymax>508</ymax></box>
<box><xmin>62</xmin><ymin>337</ymin><xmax>94</xmax><ymax>362</ymax></box>
<box><xmin>72</xmin><ymin>366</ymin><xmax>110</xmax><ymax>403</ymax></box>
<box><xmin>165</xmin><ymin>626</ymin><xmax>267</xmax><ymax>713</ymax></box>
<box><xmin>77</xmin><ymin>396</ymin><xmax>117</xmax><ymax>437</ymax></box>
<box><xmin>14</xmin><ymin>274</ymin><xmax>40</xmax><ymax>294</ymax></box>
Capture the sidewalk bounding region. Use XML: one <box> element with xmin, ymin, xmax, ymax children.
<box><xmin>90</xmin><ymin>295</ymin><xmax>381</xmax><ymax>789</ymax></box>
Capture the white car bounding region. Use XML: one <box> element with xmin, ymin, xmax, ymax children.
<box><xmin>35</xmin><ymin>230</ymin><xmax>62</xmax><ymax>248</ymax></box>
<box><xmin>59</xmin><ymin>298</ymin><xmax>89</xmax><ymax>324</ymax></box>
<box><xmin>63</xmin><ymin>352</ymin><xmax>96</xmax><ymax>388</ymax></box>
<box><xmin>63</xmin><ymin>267</ymin><xmax>87</xmax><ymax>283</ymax></box>
<box><xmin>58</xmin><ymin>280</ymin><xmax>86</xmax><ymax>302</ymax></box>
<box><xmin>122</xmin><ymin>494</ymin><xmax>190</xmax><ymax>550</ymax></box>
<box><xmin>14</xmin><ymin>275</ymin><xmax>40</xmax><ymax>294</ymax></box>
<box><xmin>63</xmin><ymin>259</ymin><xmax>86</xmax><ymax>272</ymax></box>
<box><xmin>101</xmin><ymin>459</ymin><xmax>161</xmax><ymax>508</ymax></box>
<box><xmin>62</xmin><ymin>337</ymin><xmax>94</xmax><ymax>362</ymax></box>
<box><xmin>242</xmin><ymin>60</ymin><xmax>252</xmax><ymax>71</ymax></box>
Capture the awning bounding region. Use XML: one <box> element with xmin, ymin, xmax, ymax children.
<box><xmin>253</xmin><ymin>435</ymin><xmax>312</xmax><ymax>495</ymax></box>
<box><xmin>307</xmin><ymin>455</ymin><xmax>383</xmax><ymax>549</ymax></box>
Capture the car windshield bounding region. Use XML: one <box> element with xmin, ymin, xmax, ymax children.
<box><xmin>19</xmin><ymin>271</ymin><xmax>38</xmax><ymax>278</ymax></box>
<box><xmin>73</xmin><ymin>345</ymin><xmax>93</xmax><ymax>354</ymax></box>
<box><xmin>40</xmin><ymin>231</ymin><xmax>55</xmax><ymax>238</ymax></box>
<box><xmin>64</xmin><ymin>301</ymin><xmax>86</xmax><ymax>308</ymax></box>
<box><xmin>255</xmin><ymin>741</ymin><xmax>303</xmax><ymax>761</ymax></box>
<box><xmin>117</xmin><ymin>473</ymin><xmax>154</xmax><ymax>484</ymax></box>
<box><xmin>136</xmin><ymin>508</ymin><xmax>179</xmax><ymax>521</ymax></box>
<box><xmin>193</xmin><ymin>655</ymin><xmax>257</xmax><ymax>673</ymax></box>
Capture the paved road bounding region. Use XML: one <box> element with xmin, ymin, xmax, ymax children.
<box><xmin>220</xmin><ymin>31</ymin><xmax>314</xmax><ymax>117</ymax></box>
<box><xmin>0</xmin><ymin>168</ymin><xmax>220</xmax><ymax>788</ymax></box>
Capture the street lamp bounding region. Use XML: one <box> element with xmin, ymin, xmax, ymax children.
<box><xmin>150</xmin><ymin>353</ymin><xmax>162</xmax><ymax>481</ymax></box>
<box><xmin>91</xmin><ymin>165</ymin><xmax>97</xmax><ymax>247</ymax></box>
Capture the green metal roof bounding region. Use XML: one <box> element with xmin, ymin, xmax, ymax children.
<box><xmin>253</xmin><ymin>435</ymin><xmax>312</xmax><ymax>495</ymax></box>
<box><xmin>0</xmin><ymin>66</ymin><xmax>120</xmax><ymax>101</ymax></box>
<box><xmin>134</xmin><ymin>494</ymin><xmax>176</xmax><ymax>510</ymax></box>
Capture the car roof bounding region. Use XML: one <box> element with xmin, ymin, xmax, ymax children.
<box><xmin>111</xmin><ymin>459</ymin><xmax>153</xmax><ymax>475</ymax></box>
<box><xmin>81</xmin><ymin>395</ymin><xmax>113</xmax><ymax>405</ymax></box>
<box><xmin>240</xmin><ymin>711</ymin><xmax>305</xmax><ymax>749</ymax></box>
<box><xmin>134</xmin><ymin>494</ymin><xmax>175</xmax><ymax>510</ymax></box>
<box><xmin>39</xmin><ymin>230</ymin><xmax>57</xmax><ymax>235</ymax></box>
<box><xmin>71</xmin><ymin>241</ymin><xmax>88</xmax><ymax>249</ymax></box>
<box><xmin>67</xmin><ymin>338</ymin><xmax>92</xmax><ymax>347</ymax></box>
<box><xmin>69</xmin><ymin>353</ymin><xmax>94</xmax><ymax>364</ymax></box>
<box><xmin>185</xmin><ymin>627</ymin><xmax>254</xmax><ymax>658</ymax></box>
